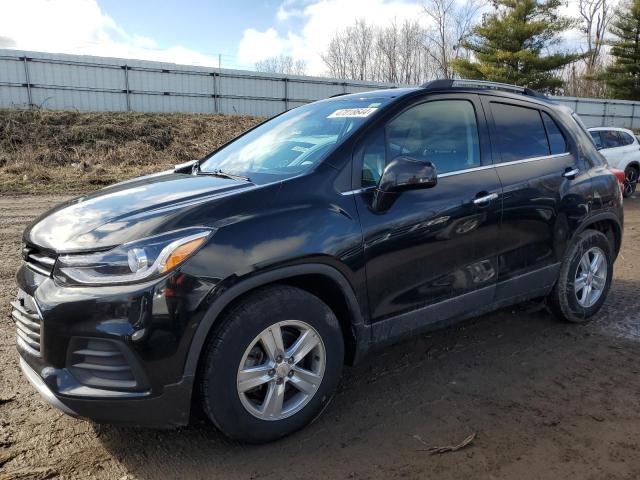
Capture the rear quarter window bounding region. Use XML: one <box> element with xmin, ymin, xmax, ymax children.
<box><xmin>541</xmin><ymin>112</ymin><xmax>568</xmax><ymax>155</ymax></box>
<box><xmin>620</xmin><ymin>131</ymin><xmax>635</xmax><ymax>146</ymax></box>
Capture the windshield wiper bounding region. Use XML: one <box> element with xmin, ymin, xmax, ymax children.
<box><xmin>194</xmin><ymin>163</ymin><xmax>251</xmax><ymax>182</ymax></box>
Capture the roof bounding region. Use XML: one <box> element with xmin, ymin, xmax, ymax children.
<box><xmin>588</xmin><ymin>126</ymin><xmax>634</xmax><ymax>133</ymax></box>
<box><xmin>325</xmin><ymin>87</ymin><xmax>419</xmax><ymax>101</ymax></box>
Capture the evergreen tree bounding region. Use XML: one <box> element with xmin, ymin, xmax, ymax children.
<box><xmin>452</xmin><ymin>0</ymin><xmax>581</xmax><ymax>93</ymax></box>
<box><xmin>600</xmin><ymin>0</ymin><xmax>640</xmax><ymax>100</ymax></box>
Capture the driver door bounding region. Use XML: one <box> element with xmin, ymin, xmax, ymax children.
<box><xmin>352</xmin><ymin>94</ymin><xmax>503</xmax><ymax>336</ymax></box>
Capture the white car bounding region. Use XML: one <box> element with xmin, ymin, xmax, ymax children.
<box><xmin>589</xmin><ymin>126</ymin><xmax>640</xmax><ymax>197</ymax></box>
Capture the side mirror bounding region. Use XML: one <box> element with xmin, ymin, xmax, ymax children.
<box><xmin>379</xmin><ymin>156</ymin><xmax>437</xmax><ymax>192</ymax></box>
<box><xmin>174</xmin><ymin>159</ymin><xmax>199</xmax><ymax>174</ymax></box>
<box><xmin>372</xmin><ymin>157</ymin><xmax>437</xmax><ymax>211</ymax></box>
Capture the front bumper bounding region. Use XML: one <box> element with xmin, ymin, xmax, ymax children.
<box><xmin>13</xmin><ymin>262</ymin><xmax>216</xmax><ymax>427</ymax></box>
<box><xmin>19</xmin><ymin>357</ymin><xmax>78</xmax><ymax>417</ymax></box>
<box><xmin>19</xmin><ymin>353</ymin><xmax>194</xmax><ymax>425</ymax></box>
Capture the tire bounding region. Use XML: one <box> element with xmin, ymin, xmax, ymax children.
<box><xmin>548</xmin><ymin>230</ymin><xmax>613</xmax><ymax>323</ymax></box>
<box><xmin>623</xmin><ymin>165</ymin><xmax>638</xmax><ymax>198</ymax></box>
<box><xmin>199</xmin><ymin>285</ymin><xmax>344</xmax><ymax>443</ymax></box>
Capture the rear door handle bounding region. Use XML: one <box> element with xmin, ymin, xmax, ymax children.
<box><xmin>563</xmin><ymin>168</ymin><xmax>580</xmax><ymax>179</ymax></box>
<box><xmin>473</xmin><ymin>192</ymin><xmax>499</xmax><ymax>205</ymax></box>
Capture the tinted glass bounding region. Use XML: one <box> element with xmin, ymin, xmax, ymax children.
<box><xmin>620</xmin><ymin>131</ymin><xmax>635</xmax><ymax>146</ymax></box>
<box><xmin>361</xmin><ymin>100</ymin><xmax>481</xmax><ymax>187</ymax></box>
<box><xmin>491</xmin><ymin>103</ymin><xmax>549</xmax><ymax>162</ymax></box>
<box><xmin>590</xmin><ymin>131</ymin><xmax>603</xmax><ymax>149</ymax></box>
<box><xmin>542</xmin><ymin>112</ymin><xmax>568</xmax><ymax>154</ymax></box>
<box><xmin>200</xmin><ymin>97</ymin><xmax>390</xmax><ymax>183</ymax></box>
<box><xmin>602</xmin><ymin>130</ymin><xmax>623</xmax><ymax>148</ymax></box>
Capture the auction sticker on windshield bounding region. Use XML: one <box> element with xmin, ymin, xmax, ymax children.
<box><xmin>328</xmin><ymin>107</ymin><xmax>377</xmax><ymax>118</ymax></box>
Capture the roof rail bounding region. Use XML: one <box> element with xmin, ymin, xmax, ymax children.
<box><xmin>420</xmin><ymin>79</ymin><xmax>547</xmax><ymax>99</ymax></box>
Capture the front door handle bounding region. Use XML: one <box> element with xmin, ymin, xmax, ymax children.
<box><xmin>563</xmin><ymin>168</ymin><xmax>580</xmax><ymax>179</ymax></box>
<box><xmin>473</xmin><ymin>192</ymin><xmax>499</xmax><ymax>205</ymax></box>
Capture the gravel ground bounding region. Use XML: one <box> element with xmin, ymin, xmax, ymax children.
<box><xmin>2</xmin><ymin>194</ymin><xmax>640</xmax><ymax>480</ymax></box>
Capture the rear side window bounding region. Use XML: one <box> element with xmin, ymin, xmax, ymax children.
<box><xmin>590</xmin><ymin>131</ymin><xmax>603</xmax><ymax>149</ymax></box>
<box><xmin>601</xmin><ymin>130</ymin><xmax>623</xmax><ymax>148</ymax></box>
<box><xmin>491</xmin><ymin>103</ymin><xmax>549</xmax><ymax>162</ymax></box>
<box><xmin>541</xmin><ymin>112</ymin><xmax>568</xmax><ymax>154</ymax></box>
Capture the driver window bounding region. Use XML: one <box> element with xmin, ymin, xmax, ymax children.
<box><xmin>360</xmin><ymin>100</ymin><xmax>481</xmax><ymax>187</ymax></box>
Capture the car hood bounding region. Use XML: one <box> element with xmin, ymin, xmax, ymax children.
<box><xmin>24</xmin><ymin>172</ymin><xmax>258</xmax><ymax>252</ymax></box>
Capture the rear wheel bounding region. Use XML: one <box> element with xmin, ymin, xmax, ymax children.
<box><xmin>548</xmin><ymin>230</ymin><xmax>613</xmax><ymax>323</ymax></box>
<box><xmin>199</xmin><ymin>285</ymin><xmax>344</xmax><ymax>443</ymax></box>
<box><xmin>624</xmin><ymin>165</ymin><xmax>638</xmax><ymax>198</ymax></box>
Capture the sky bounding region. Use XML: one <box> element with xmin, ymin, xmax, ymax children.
<box><xmin>0</xmin><ymin>0</ymin><xmax>585</xmax><ymax>76</ymax></box>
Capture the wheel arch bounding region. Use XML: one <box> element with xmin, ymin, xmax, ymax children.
<box><xmin>183</xmin><ymin>264</ymin><xmax>366</xmax><ymax>382</ymax></box>
<box><xmin>621</xmin><ymin>159</ymin><xmax>640</xmax><ymax>172</ymax></box>
<box><xmin>574</xmin><ymin>213</ymin><xmax>622</xmax><ymax>259</ymax></box>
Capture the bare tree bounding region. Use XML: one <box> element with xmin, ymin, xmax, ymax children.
<box><xmin>322</xmin><ymin>19</ymin><xmax>375</xmax><ymax>80</ymax></box>
<box><xmin>579</xmin><ymin>0</ymin><xmax>612</xmax><ymax>73</ymax></box>
<box><xmin>349</xmin><ymin>19</ymin><xmax>376</xmax><ymax>80</ymax></box>
<box><xmin>422</xmin><ymin>0</ymin><xmax>485</xmax><ymax>79</ymax></box>
<box><xmin>563</xmin><ymin>0</ymin><xmax>612</xmax><ymax>97</ymax></box>
<box><xmin>322</xmin><ymin>18</ymin><xmax>436</xmax><ymax>83</ymax></box>
<box><xmin>322</xmin><ymin>31</ymin><xmax>351</xmax><ymax>79</ymax></box>
<box><xmin>255</xmin><ymin>55</ymin><xmax>307</xmax><ymax>75</ymax></box>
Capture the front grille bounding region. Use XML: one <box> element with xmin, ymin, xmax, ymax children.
<box><xmin>11</xmin><ymin>291</ymin><xmax>42</xmax><ymax>356</ymax></box>
<box><xmin>22</xmin><ymin>245</ymin><xmax>56</xmax><ymax>277</ymax></box>
<box><xmin>67</xmin><ymin>338</ymin><xmax>140</xmax><ymax>390</ymax></box>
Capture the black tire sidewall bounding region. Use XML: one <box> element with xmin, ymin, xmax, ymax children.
<box><xmin>553</xmin><ymin>230</ymin><xmax>613</xmax><ymax>323</ymax></box>
<box><xmin>200</xmin><ymin>286</ymin><xmax>344</xmax><ymax>443</ymax></box>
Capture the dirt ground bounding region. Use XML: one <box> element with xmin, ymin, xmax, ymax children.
<box><xmin>2</xmin><ymin>194</ymin><xmax>640</xmax><ymax>480</ymax></box>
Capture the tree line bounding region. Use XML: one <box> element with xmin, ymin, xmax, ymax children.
<box><xmin>254</xmin><ymin>0</ymin><xmax>640</xmax><ymax>100</ymax></box>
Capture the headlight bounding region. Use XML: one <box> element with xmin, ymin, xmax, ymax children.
<box><xmin>54</xmin><ymin>228</ymin><xmax>213</xmax><ymax>285</ymax></box>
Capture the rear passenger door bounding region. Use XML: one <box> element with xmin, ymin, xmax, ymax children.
<box><xmin>483</xmin><ymin>97</ymin><xmax>592</xmax><ymax>295</ymax></box>
<box><xmin>601</xmin><ymin>130</ymin><xmax>625</xmax><ymax>167</ymax></box>
<box><xmin>612</xmin><ymin>130</ymin><xmax>639</xmax><ymax>166</ymax></box>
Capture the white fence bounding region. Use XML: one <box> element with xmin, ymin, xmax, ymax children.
<box><xmin>0</xmin><ymin>49</ymin><xmax>397</xmax><ymax>118</ymax></box>
<box><xmin>1</xmin><ymin>49</ymin><xmax>640</xmax><ymax>128</ymax></box>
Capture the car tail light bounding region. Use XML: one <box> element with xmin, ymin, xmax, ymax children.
<box><xmin>609</xmin><ymin>167</ymin><xmax>625</xmax><ymax>195</ymax></box>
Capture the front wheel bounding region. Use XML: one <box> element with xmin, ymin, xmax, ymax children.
<box><xmin>199</xmin><ymin>285</ymin><xmax>344</xmax><ymax>443</ymax></box>
<box><xmin>548</xmin><ymin>230</ymin><xmax>613</xmax><ymax>323</ymax></box>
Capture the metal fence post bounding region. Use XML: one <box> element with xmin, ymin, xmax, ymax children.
<box><xmin>212</xmin><ymin>72</ymin><xmax>219</xmax><ymax>113</ymax></box>
<box><xmin>283</xmin><ymin>77</ymin><xmax>289</xmax><ymax>112</ymax></box>
<box><xmin>602</xmin><ymin>101</ymin><xmax>608</xmax><ymax>127</ymax></box>
<box><xmin>22</xmin><ymin>57</ymin><xmax>32</xmax><ymax>108</ymax></box>
<box><xmin>632</xmin><ymin>103</ymin><xmax>636</xmax><ymax>129</ymax></box>
<box><xmin>122</xmin><ymin>65</ymin><xmax>131</xmax><ymax>111</ymax></box>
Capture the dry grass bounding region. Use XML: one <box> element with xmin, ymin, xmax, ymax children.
<box><xmin>0</xmin><ymin>109</ymin><xmax>262</xmax><ymax>194</ymax></box>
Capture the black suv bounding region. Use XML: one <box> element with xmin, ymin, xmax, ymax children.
<box><xmin>13</xmin><ymin>80</ymin><xmax>623</xmax><ymax>443</ymax></box>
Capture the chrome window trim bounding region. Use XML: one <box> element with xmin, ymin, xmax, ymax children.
<box><xmin>341</xmin><ymin>186</ymin><xmax>376</xmax><ymax>196</ymax></box>
<box><xmin>341</xmin><ymin>152</ymin><xmax>570</xmax><ymax>194</ymax></box>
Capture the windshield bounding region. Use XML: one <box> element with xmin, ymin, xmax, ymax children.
<box><xmin>199</xmin><ymin>97</ymin><xmax>390</xmax><ymax>183</ymax></box>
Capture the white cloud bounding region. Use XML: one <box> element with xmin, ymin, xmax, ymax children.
<box><xmin>238</xmin><ymin>0</ymin><xmax>427</xmax><ymax>75</ymax></box>
<box><xmin>237</xmin><ymin>27</ymin><xmax>288</xmax><ymax>64</ymax></box>
<box><xmin>0</xmin><ymin>0</ymin><xmax>219</xmax><ymax>66</ymax></box>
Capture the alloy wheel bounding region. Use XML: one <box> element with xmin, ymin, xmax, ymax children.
<box><xmin>574</xmin><ymin>246</ymin><xmax>607</xmax><ymax>308</ymax></box>
<box><xmin>624</xmin><ymin>168</ymin><xmax>638</xmax><ymax>197</ymax></box>
<box><xmin>236</xmin><ymin>320</ymin><xmax>326</xmax><ymax>421</ymax></box>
